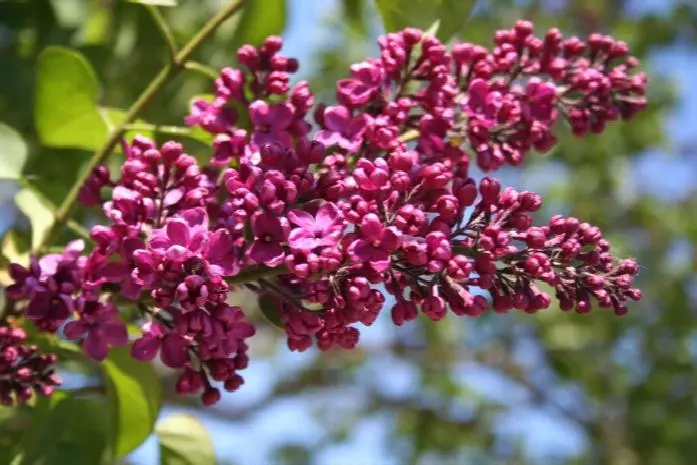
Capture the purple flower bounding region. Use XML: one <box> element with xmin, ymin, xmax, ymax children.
<box><xmin>212</xmin><ymin>130</ymin><xmax>247</xmax><ymax>167</ymax></box>
<box><xmin>287</xmin><ymin>202</ymin><xmax>344</xmax><ymax>252</ymax></box>
<box><xmin>337</xmin><ymin>61</ymin><xmax>383</xmax><ymax>107</ymax></box>
<box><xmin>25</xmin><ymin>292</ymin><xmax>73</xmax><ymax>323</ymax></box>
<box><xmin>347</xmin><ymin>213</ymin><xmax>402</xmax><ymax>272</ymax></box>
<box><xmin>131</xmin><ymin>321</ymin><xmax>191</xmax><ymax>368</ymax></box>
<box><xmin>82</xmin><ymin>252</ymin><xmax>129</xmax><ymax>299</ymax></box>
<box><xmin>204</xmin><ymin>229</ymin><xmax>240</xmax><ymax>277</ymax></box>
<box><xmin>524</xmin><ymin>78</ymin><xmax>557</xmax><ymax>121</ymax></box>
<box><xmin>352</xmin><ymin>158</ymin><xmax>390</xmax><ymax>192</ymax></box>
<box><xmin>248</xmin><ymin>212</ymin><xmax>289</xmax><ymax>267</ymax></box>
<box><xmin>149</xmin><ymin>208</ymin><xmax>209</xmax><ymax>262</ymax></box>
<box><xmin>63</xmin><ymin>301</ymin><xmax>128</xmax><ymax>361</ymax></box>
<box><xmin>466</xmin><ymin>79</ymin><xmax>502</xmax><ymax>125</ymax></box>
<box><xmin>130</xmin><ymin>249</ymin><xmax>159</xmax><ymax>290</ymax></box>
<box><xmin>315</xmin><ymin>106</ymin><xmax>369</xmax><ymax>153</ymax></box>
<box><xmin>8</xmin><ymin>240</ymin><xmax>86</xmax><ymax>327</ymax></box>
<box><xmin>249</xmin><ymin>100</ymin><xmax>294</xmax><ymax>148</ymax></box>
<box><xmin>185</xmin><ymin>98</ymin><xmax>237</xmax><ymax>133</ymax></box>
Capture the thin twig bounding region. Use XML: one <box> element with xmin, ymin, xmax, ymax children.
<box><xmin>125</xmin><ymin>123</ymin><xmax>193</xmax><ymax>136</ymax></box>
<box><xmin>146</xmin><ymin>5</ymin><xmax>178</xmax><ymax>61</ymax></box>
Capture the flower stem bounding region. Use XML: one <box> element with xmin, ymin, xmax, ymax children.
<box><xmin>125</xmin><ymin>123</ymin><xmax>193</xmax><ymax>136</ymax></box>
<box><xmin>36</xmin><ymin>0</ymin><xmax>247</xmax><ymax>254</ymax></box>
<box><xmin>226</xmin><ymin>265</ymin><xmax>290</xmax><ymax>286</ymax></box>
<box><xmin>184</xmin><ymin>61</ymin><xmax>220</xmax><ymax>80</ymax></box>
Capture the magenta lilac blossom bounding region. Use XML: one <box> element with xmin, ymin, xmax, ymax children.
<box><xmin>5</xmin><ymin>23</ymin><xmax>647</xmax><ymax>406</ymax></box>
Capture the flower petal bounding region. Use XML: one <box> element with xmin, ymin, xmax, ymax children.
<box><xmin>323</xmin><ymin>105</ymin><xmax>351</xmax><ymax>132</ymax></box>
<box><xmin>63</xmin><ymin>320</ymin><xmax>87</xmax><ymax>340</ymax></box>
<box><xmin>315</xmin><ymin>202</ymin><xmax>340</xmax><ymax>230</ymax></box>
<box><xmin>249</xmin><ymin>100</ymin><xmax>271</xmax><ymax>126</ymax></box>
<box><xmin>84</xmin><ymin>331</ymin><xmax>109</xmax><ymax>361</ymax></box>
<box><xmin>166</xmin><ymin>219</ymin><xmax>190</xmax><ymax>247</ymax></box>
<box><xmin>102</xmin><ymin>322</ymin><xmax>129</xmax><ymax>346</ymax></box>
<box><xmin>160</xmin><ymin>334</ymin><xmax>190</xmax><ymax>368</ymax></box>
<box><xmin>288</xmin><ymin>229</ymin><xmax>318</xmax><ymax>252</ymax></box>
<box><xmin>249</xmin><ymin>241</ymin><xmax>284</xmax><ymax>266</ymax></box>
<box><xmin>131</xmin><ymin>336</ymin><xmax>160</xmax><ymax>361</ymax></box>
<box><xmin>287</xmin><ymin>209</ymin><xmax>315</xmax><ymax>229</ymax></box>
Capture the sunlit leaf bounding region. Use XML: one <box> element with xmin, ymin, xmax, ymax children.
<box><xmin>35</xmin><ymin>46</ymin><xmax>108</xmax><ymax>150</ymax></box>
<box><xmin>156</xmin><ymin>413</ymin><xmax>217</xmax><ymax>465</ymax></box>
<box><xmin>74</xmin><ymin>5</ymin><xmax>111</xmax><ymax>46</ymax></box>
<box><xmin>375</xmin><ymin>0</ymin><xmax>478</xmax><ymax>42</ymax></box>
<box><xmin>127</xmin><ymin>0</ymin><xmax>177</xmax><ymax>5</ymax></box>
<box><xmin>1</xmin><ymin>229</ymin><xmax>30</xmax><ymax>266</ymax></box>
<box><xmin>14</xmin><ymin>188</ymin><xmax>54</xmax><ymax>250</ymax></box>
<box><xmin>0</xmin><ymin>123</ymin><xmax>28</xmax><ymax>180</ymax></box>
<box><xmin>103</xmin><ymin>346</ymin><xmax>163</xmax><ymax>459</ymax></box>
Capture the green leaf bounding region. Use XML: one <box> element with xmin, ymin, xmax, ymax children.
<box><xmin>74</xmin><ymin>5</ymin><xmax>111</xmax><ymax>46</ymax></box>
<box><xmin>230</xmin><ymin>0</ymin><xmax>287</xmax><ymax>50</ymax></box>
<box><xmin>375</xmin><ymin>0</ymin><xmax>478</xmax><ymax>42</ymax></box>
<box><xmin>258</xmin><ymin>293</ymin><xmax>285</xmax><ymax>330</ymax></box>
<box><xmin>0</xmin><ymin>405</ymin><xmax>32</xmax><ymax>464</ymax></box>
<box><xmin>156</xmin><ymin>414</ymin><xmax>217</xmax><ymax>465</ymax></box>
<box><xmin>103</xmin><ymin>346</ymin><xmax>163</xmax><ymax>459</ymax></box>
<box><xmin>35</xmin><ymin>46</ymin><xmax>108</xmax><ymax>150</ymax></box>
<box><xmin>14</xmin><ymin>188</ymin><xmax>54</xmax><ymax>250</ymax></box>
<box><xmin>13</xmin><ymin>391</ymin><xmax>111</xmax><ymax>465</ymax></box>
<box><xmin>127</xmin><ymin>0</ymin><xmax>177</xmax><ymax>5</ymax></box>
<box><xmin>1</xmin><ymin>229</ymin><xmax>30</xmax><ymax>266</ymax></box>
<box><xmin>0</xmin><ymin>123</ymin><xmax>28</xmax><ymax>180</ymax></box>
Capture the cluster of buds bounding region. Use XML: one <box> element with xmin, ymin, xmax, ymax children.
<box><xmin>5</xmin><ymin>21</ymin><xmax>646</xmax><ymax>405</ymax></box>
<box><xmin>0</xmin><ymin>326</ymin><xmax>60</xmax><ymax>406</ymax></box>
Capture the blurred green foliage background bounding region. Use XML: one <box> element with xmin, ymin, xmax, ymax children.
<box><xmin>1</xmin><ymin>0</ymin><xmax>696</xmax><ymax>464</ymax></box>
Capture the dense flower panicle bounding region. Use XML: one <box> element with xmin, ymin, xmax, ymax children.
<box><xmin>0</xmin><ymin>326</ymin><xmax>61</xmax><ymax>406</ymax></box>
<box><xmin>6</xmin><ymin>21</ymin><xmax>647</xmax><ymax>405</ymax></box>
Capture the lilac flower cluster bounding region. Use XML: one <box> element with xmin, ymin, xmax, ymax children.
<box><xmin>5</xmin><ymin>21</ymin><xmax>646</xmax><ymax>405</ymax></box>
<box><xmin>0</xmin><ymin>326</ymin><xmax>61</xmax><ymax>406</ymax></box>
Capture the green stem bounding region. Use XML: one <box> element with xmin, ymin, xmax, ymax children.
<box><xmin>226</xmin><ymin>265</ymin><xmax>290</xmax><ymax>285</ymax></box>
<box><xmin>184</xmin><ymin>61</ymin><xmax>220</xmax><ymax>80</ymax></box>
<box><xmin>36</xmin><ymin>0</ymin><xmax>247</xmax><ymax>254</ymax></box>
<box><xmin>146</xmin><ymin>5</ymin><xmax>178</xmax><ymax>61</ymax></box>
<box><xmin>67</xmin><ymin>219</ymin><xmax>91</xmax><ymax>241</ymax></box>
<box><xmin>125</xmin><ymin>123</ymin><xmax>192</xmax><ymax>136</ymax></box>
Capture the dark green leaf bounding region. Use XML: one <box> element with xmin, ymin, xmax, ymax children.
<box><xmin>156</xmin><ymin>413</ymin><xmax>217</xmax><ymax>465</ymax></box>
<box><xmin>374</xmin><ymin>0</ymin><xmax>477</xmax><ymax>42</ymax></box>
<box><xmin>103</xmin><ymin>346</ymin><xmax>163</xmax><ymax>459</ymax></box>
<box><xmin>258</xmin><ymin>293</ymin><xmax>285</xmax><ymax>330</ymax></box>
<box><xmin>35</xmin><ymin>46</ymin><xmax>108</xmax><ymax>150</ymax></box>
<box><xmin>0</xmin><ymin>405</ymin><xmax>32</xmax><ymax>464</ymax></box>
<box><xmin>230</xmin><ymin>0</ymin><xmax>287</xmax><ymax>50</ymax></box>
<box><xmin>13</xmin><ymin>391</ymin><xmax>111</xmax><ymax>465</ymax></box>
<box><xmin>0</xmin><ymin>123</ymin><xmax>28</xmax><ymax>180</ymax></box>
